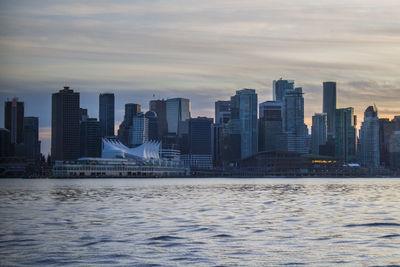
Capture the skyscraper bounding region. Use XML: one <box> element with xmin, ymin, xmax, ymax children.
<box><xmin>4</xmin><ymin>97</ymin><xmax>24</xmax><ymax>145</ymax></box>
<box><xmin>379</xmin><ymin>117</ymin><xmax>400</xmax><ymax>169</ymax></box>
<box><xmin>124</xmin><ymin>103</ymin><xmax>141</xmax><ymax>125</ymax></box>
<box><xmin>51</xmin><ymin>86</ymin><xmax>80</xmax><ymax>161</ymax></box>
<box><xmin>181</xmin><ymin>117</ymin><xmax>213</xmax><ymax>169</ymax></box>
<box><xmin>129</xmin><ymin>112</ymin><xmax>148</xmax><ymax>147</ymax></box>
<box><xmin>23</xmin><ymin>117</ymin><xmax>40</xmax><ymax>163</ymax></box>
<box><xmin>215</xmin><ymin>100</ymin><xmax>231</xmax><ymax>124</ymax></box>
<box><xmin>273</xmin><ymin>78</ymin><xmax>294</xmax><ymax>102</ymax></box>
<box><xmin>311</xmin><ymin>113</ymin><xmax>327</xmax><ymax>155</ymax></box>
<box><xmin>388</xmin><ymin>129</ymin><xmax>400</xmax><ymax>170</ymax></box>
<box><xmin>99</xmin><ymin>93</ymin><xmax>115</xmax><ymax>137</ymax></box>
<box><xmin>258</xmin><ymin>101</ymin><xmax>282</xmax><ymax>152</ymax></box>
<box><xmin>323</xmin><ymin>82</ymin><xmax>336</xmax><ymax>138</ymax></box>
<box><xmin>166</xmin><ymin>98</ymin><xmax>190</xmax><ymax>134</ymax></box>
<box><xmin>149</xmin><ymin>99</ymin><xmax>168</xmax><ymax>140</ymax></box>
<box><xmin>281</xmin><ymin>87</ymin><xmax>308</xmax><ymax>154</ymax></box>
<box><xmin>0</xmin><ymin>128</ymin><xmax>12</xmax><ymax>157</ymax></box>
<box><xmin>335</xmin><ymin>107</ymin><xmax>357</xmax><ymax>162</ymax></box>
<box><xmin>359</xmin><ymin>106</ymin><xmax>380</xmax><ymax>167</ymax></box>
<box><xmin>145</xmin><ymin>111</ymin><xmax>158</xmax><ymax>141</ymax></box>
<box><xmin>80</xmin><ymin>118</ymin><xmax>101</xmax><ymax>158</ymax></box>
<box><xmin>117</xmin><ymin>103</ymin><xmax>141</xmax><ymax>146</ymax></box>
<box><xmin>230</xmin><ymin>89</ymin><xmax>258</xmax><ymax>160</ymax></box>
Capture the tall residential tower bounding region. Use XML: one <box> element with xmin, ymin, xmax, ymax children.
<box><xmin>51</xmin><ymin>86</ymin><xmax>80</xmax><ymax>161</ymax></box>
<box><xmin>99</xmin><ymin>93</ymin><xmax>115</xmax><ymax>137</ymax></box>
<box><xmin>323</xmin><ymin>82</ymin><xmax>336</xmax><ymax>138</ymax></box>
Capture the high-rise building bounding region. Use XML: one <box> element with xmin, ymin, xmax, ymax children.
<box><xmin>80</xmin><ymin>118</ymin><xmax>101</xmax><ymax>158</ymax></box>
<box><xmin>166</xmin><ymin>98</ymin><xmax>190</xmax><ymax>134</ymax></box>
<box><xmin>388</xmin><ymin>130</ymin><xmax>400</xmax><ymax>170</ymax></box>
<box><xmin>145</xmin><ymin>111</ymin><xmax>158</xmax><ymax>141</ymax></box>
<box><xmin>323</xmin><ymin>82</ymin><xmax>336</xmax><ymax>138</ymax></box>
<box><xmin>181</xmin><ymin>117</ymin><xmax>213</xmax><ymax>169</ymax></box>
<box><xmin>258</xmin><ymin>101</ymin><xmax>282</xmax><ymax>152</ymax></box>
<box><xmin>281</xmin><ymin>87</ymin><xmax>308</xmax><ymax>154</ymax></box>
<box><xmin>215</xmin><ymin>100</ymin><xmax>231</xmax><ymax>124</ymax></box>
<box><xmin>230</xmin><ymin>89</ymin><xmax>258</xmax><ymax>160</ymax></box>
<box><xmin>273</xmin><ymin>78</ymin><xmax>294</xmax><ymax>102</ymax></box>
<box><xmin>379</xmin><ymin>118</ymin><xmax>392</xmax><ymax>168</ymax></box>
<box><xmin>149</xmin><ymin>99</ymin><xmax>167</xmax><ymax>140</ymax></box>
<box><xmin>359</xmin><ymin>106</ymin><xmax>380</xmax><ymax>167</ymax></box>
<box><xmin>80</xmin><ymin>108</ymin><xmax>88</xmax><ymax>122</ymax></box>
<box><xmin>23</xmin><ymin>117</ymin><xmax>40</xmax><ymax>163</ymax></box>
<box><xmin>0</xmin><ymin>128</ymin><xmax>12</xmax><ymax>157</ymax></box>
<box><xmin>4</xmin><ymin>97</ymin><xmax>24</xmax><ymax>145</ymax></box>
<box><xmin>51</xmin><ymin>86</ymin><xmax>80</xmax><ymax>161</ymax></box>
<box><xmin>124</xmin><ymin>103</ymin><xmax>141</xmax><ymax>125</ymax></box>
<box><xmin>311</xmin><ymin>113</ymin><xmax>327</xmax><ymax>155</ymax></box>
<box><xmin>212</xmin><ymin>100</ymin><xmax>231</xmax><ymax>167</ymax></box>
<box><xmin>99</xmin><ymin>93</ymin><xmax>115</xmax><ymax>137</ymax></box>
<box><xmin>379</xmin><ymin>117</ymin><xmax>400</xmax><ymax>169</ymax></box>
<box><xmin>118</xmin><ymin>103</ymin><xmax>141</xmax><ymax>146</ymax></box>
<box><xmin>335</xmin><ymin>107</ymin><xmax>357</xmax><ymax>162</ymax></box>
<box><xmin>129</xmin><ymin>112</ymin><xmax>148</xmax><ymax>147</ymax></box>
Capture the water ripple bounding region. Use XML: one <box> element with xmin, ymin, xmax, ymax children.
<box><xmin>0</xmin><ymin>178</ymin><xmax>400</xmax><ymax>266</ymax></box>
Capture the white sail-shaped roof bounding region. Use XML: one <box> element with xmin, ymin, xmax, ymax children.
<box><xmin>102</xmin><ymin>139</ymin><xmax>160</xmax><ymax>160</ymax></box>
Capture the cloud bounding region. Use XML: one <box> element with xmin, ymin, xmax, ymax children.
<box><xmin>1</xmin><ymin>0</ymin><xmax>400</xmax><ymax>153</ymax></box>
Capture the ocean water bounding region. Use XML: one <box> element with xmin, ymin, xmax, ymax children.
<box><xmin>0</xmin><ymin>178</ymin><xmax>399</xmax><ymax>266</ymax></box>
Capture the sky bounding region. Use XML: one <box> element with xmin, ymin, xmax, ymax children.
<box><xmin>1</xmin><ymin>0</ymin><xmax>400</xmax><ymax>155</ymax></box>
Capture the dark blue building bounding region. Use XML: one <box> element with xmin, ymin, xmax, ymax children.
<box><xmin>99</xmin><ymin>93</ymin><xmax>115</xmax><ymax>137</ymax></box>
<box><xmin>80</xmin><ymin>118</ymin><xmax>101</xmax><ymax>158</ymax></box>
<box><xmin>181</xmin><ymin>117</ymin><xmax>213</xmax><ymax>169</ymax></box>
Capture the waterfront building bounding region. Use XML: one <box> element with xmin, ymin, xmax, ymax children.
<box><xmin>311</xmin><ymin>113</ymin><xmax>327</xmax><ymax>155</ymax></box>
<box><xmin>0</xmin><ymin>128</ymin><xmax>12</xmax><ymax>157</ymax></box>
<box><xmin>80</xmin><ymin>118</ymin><xmax>101</xmax><ymax>158</ymax></box>
<box><xmin>215</xmin><ymin>100</ymin><xmax>231</xmax><ymax>124</ymax></box>
<box><xmin>166</xmin><ymin>98</ymin><xmax>190</xmax><ymax>134</ymax></box>
<box><xmin>51</xmin><ymin>86</ymin><xmax>80</xmax><ymax>161</ymax></box>
<box><xmin>379</xmin><ymin>117</ymin><xmax>400</xmax><ymax>169</ymax></box>
<box><xmin>149</xmin><ymin>99</ymin><xmax>168</xmax><ymax>140</ymax></box>
<box><xmin>117</xmin><ymin>103</ymin><xmax>141</xmax><ymax>146</ymax></box>
<box><xmin>145</xmin><ymin>111</ymin><xmax>159</xmax><ymax>141</ymax></box>
<box><xmin>23</xmin><ymin>117</ymin><xmax>40</xmax><ymax>164</ymax></box>
<box><xmin>273</xmin><ymin>78</ymin><xmax>294</xmax><ymax>102</ymax></box>
<box><xmin>99</xmin><ymin>93</ymin><xmax>115</xmax><ymax>137</ymax></box>
<box><xmin>378</xmin><ymin>116</ymin><xmax>400</xmax><ymax>170</ymax></box>
<box><xmin>4</xmin><ymin>97</ymin><xmax>24</xmax><ymax>145</ymax></box>
<box><xmin>359</xmin><ymin>106</ymin><xmax>380</xmax><ymax>167</ymax></box>
<box><xmin>181</xmin><ymin>117</ymin><xmax>213</xmax><ymax>169</ymax></box>
<box><xmin>281</xmin><ymin>87</ymin><xmax>308</xmax><ymax>154</ymax></box>
<box><xmin>230</xmin><ymin>89</ymin><xmax>258</xmax><ymax>160</ymax></box>
<box><xmin>335</xmin><ymin>107</ymin><xmax>357</xmax><ymax>162</ymax></box>
<box><xmin>379</xmin><ymin>118</ymin><xmax>392</xmax><ymax>168</ymax></box>
<box><xmin>258</xmin><ymin>101</ymin><xmax>282</xmax><ymax>152</ymax></box>
<box><xmin>323</xmin><ymin>82</ymin><xmax>336</xmax><ymax>138</ymax></box>
<box><xmin>388</xmin><ymin>130</ymin><xmax>400</xmax><ymax>170</ymax></box>
<box><xmin>53</xmin><ymin>139</ymin><xmax>187</xmax><ymax>177</ymax></box>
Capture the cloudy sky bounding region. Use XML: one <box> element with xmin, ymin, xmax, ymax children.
<box><xmin>1</xmin><ymin>0</ymin><xmax>400</xmax><ymax>154</ymax></box>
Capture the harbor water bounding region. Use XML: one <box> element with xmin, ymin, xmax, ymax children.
<box><xmin>0</xmin><ymin>178</ymin><xmax>399</xmax><ymax>266</ymax></box>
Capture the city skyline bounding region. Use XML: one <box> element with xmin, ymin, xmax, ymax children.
<box><xmin>1</xmin><ymin>1</ymin><xmax>400</xmax><ymax>154</ymax></box>
<box><xmin>1</xmin><ymin>81</ymin><xmax>399</xmax><ymax>155</ymax></box>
